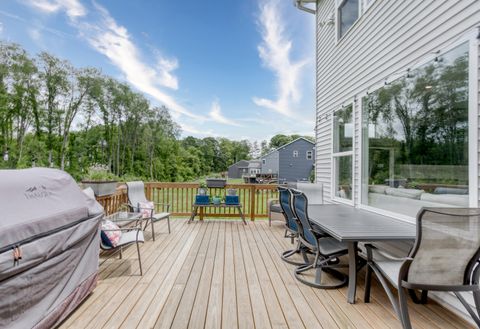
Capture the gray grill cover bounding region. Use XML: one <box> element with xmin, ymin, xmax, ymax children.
<box><xmin>0</xmin><ymin>168</ymin><xmax>104</xmax><ymax>329</ymax></box>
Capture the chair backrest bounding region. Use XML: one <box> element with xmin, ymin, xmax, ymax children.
<box><xmin>126</xmin><ymin>181</ymin><xmax>148</xmax><ymax>211</ymax></box>
<box><xmin>291</xmin><ymin>189</ymin><xmax>317</xmax><ymax>248</ymax></box>
<box><xmin>297</xmin><ymin>182</ymin><xmax>323</xmax><ymax>206</ymax></box>
<box><xmin>407</xmin><ymin>208</ymin><xmax>480</xmax><ymax>286</ymax></box>
<box><xmin>278</xmin><ymin>186</ymin><xmax>297</xmax><ymax>232</ymax></box>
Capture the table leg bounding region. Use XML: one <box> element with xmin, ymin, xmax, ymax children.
<box><xmin>188</xmin><ymin>206</ymin><xmax>197</xmax><ymax>223</ymax></box>
<box><xmin>347</xmin><ymin>241</ymin><xmax>358</xmax><ymax>304</ymax></box>
<box><xmin>238</xmin><ymin>206</ymin><xmax>246</xmax><ymax>225</ymax></box>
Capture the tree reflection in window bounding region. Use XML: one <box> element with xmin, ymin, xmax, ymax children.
<box><xmin>361</xmin><ymin>42</ymin><xmax>469</xmax><ymax>214</ymax></box>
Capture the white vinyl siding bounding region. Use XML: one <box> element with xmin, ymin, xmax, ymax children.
<box><xmin>314</xmin><ymin>0</ymin><xmax>480</xmax><ymax>321</ymax></box>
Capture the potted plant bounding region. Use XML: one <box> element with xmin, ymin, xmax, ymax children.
<box><xmin>211</xmin><ymin>195</ymin><xmax>222</xmax><ymax>205</ymax></box>
<box><xmin>198</xmin><ymin>181</ymin><xmax>208</xmax><ymax>195</ymax></box>
<box><xmin>82</xmin><ymin>165</ymin><xmax>119</xmax><ymax>197</ymax></box>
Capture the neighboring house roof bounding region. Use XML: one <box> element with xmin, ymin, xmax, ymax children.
<box><xmin>228</xmin><ymin>160</ymin><xmax>249</xmax><ymax>169</ymax></box>
<box><xmin>259</xmin><ymin>137</ymin><xmax>315</xmax><ymax>159</ymax></box>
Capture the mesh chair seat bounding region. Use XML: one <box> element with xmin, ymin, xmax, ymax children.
<box><xmin>118</xmin><ymin>230</ymin><xmax>145</xmax><ymax>246</ymax></box>
<box><xmin>319</xmin><ymin>238</ymin><xmax>349</xmax><ymax>256</ymax></box>
<box><xmin>270</xmin><ymin>203</ymin><xmax>283</xmax><ymax>214</ymax></box>
<box><xmin>153</xmin><ymin>212</ymin><xmax>171</xmax><ymax>221</ymax></box>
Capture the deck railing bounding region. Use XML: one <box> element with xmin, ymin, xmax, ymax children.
<box><xmin>96</xmin><ymin>182</ymin><xmax>279</xmax><ymax>220</ymax></box>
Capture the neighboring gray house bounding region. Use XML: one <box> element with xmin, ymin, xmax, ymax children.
<box><xmin>295</xmin><ymin>0</ymin><xmax>480</xmax><ymax>321</ymax></box>
<box><xmin>260</xmin><ymin>138</ymin><xmax>315</xmax><ymax>182</ymax></box>
<box><xmin>248</xmin><ymin>160</ymin><xmax>262</xmax><ymax>175</ymax></box>
<box><xmin>227</xmin><ymin>160</ymin><xmax>262</xmax><ymax>178</ymax></box>
<box><xmin>227</xmin><ymin>160</ymin><xmax>250</xmax><ymax>179</ymax></box>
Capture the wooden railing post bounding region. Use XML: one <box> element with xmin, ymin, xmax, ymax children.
<box><xmin>250</xmin><ymin>185</ymin><xmax>256</xmax><ymax>221</ymax></box>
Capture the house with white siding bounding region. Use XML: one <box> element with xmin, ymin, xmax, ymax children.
<box><xmin>295</xmin><ymin>0</ymin><xmax>480</xmax><ymax>323</ymax></box>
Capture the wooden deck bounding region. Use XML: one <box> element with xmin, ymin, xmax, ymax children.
<box><xmin>60</xmin><ymin>219</ymin><xmax>474</xmax><ymax>329</ymax></box>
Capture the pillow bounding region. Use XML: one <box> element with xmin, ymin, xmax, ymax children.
<box><xmin>369</xmin><ymin>185</ymin><xmax>388</xmax><ymax>194</ymax></box>
<box><xmin>385</xmin><ymin>187</ymin><xmax>424</xmax><ymax>199</ymax></box>
<box><xmin>139</xmin><ymin>201</ymin><xmax>154</xmax><ymax>218</ymax></box>
<box><xmin>101</xmin><ymin>220</ymin><xmax>121</xmax><ymax>247</ymax></box>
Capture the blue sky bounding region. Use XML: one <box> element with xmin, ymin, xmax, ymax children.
<box><xmin>0</xmin><ymin>0</ymin><xmax>315</xmax><ymax>141</ymax></box>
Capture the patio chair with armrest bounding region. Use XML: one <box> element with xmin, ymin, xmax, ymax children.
<box><xmin>100</xmin><ymin>223</ymin><xmax>145</xmax><ymax>275</ymax></box>
<box><xmin>126</xmin><ymin>181</ymin><xmax>171</xmax><ymax>240</ymax></box>
<box><xmin>364</xmin><ymin>207</ymin><xmax>480</xmax><ymax>328</ymax></box>
<box><xmin>291</xmin><ymin>189</ymin><xmax>349</xmax><ymax>289</ymax></box>
<box><xmin>278</xmin><ymin>186</ymin><xmax>312</xmax><ymax>266</ymax></box>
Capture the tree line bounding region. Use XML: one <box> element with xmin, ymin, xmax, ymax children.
<box><xmin>0</xmin><ymin>41</ymin><xmax>312</xmax><ymax>182</ymax></box>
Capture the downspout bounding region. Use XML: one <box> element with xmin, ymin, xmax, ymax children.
<box><xmin>294</xmin><ymin>0</ymin><xmax>316</xmax><ymax>15</ymax></box>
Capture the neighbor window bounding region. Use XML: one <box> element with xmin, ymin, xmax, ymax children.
<box><xmin>293</xmin><ymin>150</ymin><xmax>299</xmax><ymax>157</ymax></box>
<box><xmin>333</xmin><ymin>104</ymin><xmax>354</xmax><ymax>201</ymax></box>
<box><xmin>361</xmin><ymin>42</ymin><xmax>470</xmax><ymax>218</ymax></box>
<box><xmin>338</xmin><ymin>0</ymin><xmax>359</xmax><ymax>38</ymax></box>
<box><xmin>262</xmin><ymin>159</ymin><xmax>266</xmax><ymax>165</ymax></box>
<box><xmin>306</xmin><ymin>151</ymin><xmax>313</xmax><ymax>160</ymax></box>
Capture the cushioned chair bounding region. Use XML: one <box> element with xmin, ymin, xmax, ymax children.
<box><xmin>291</xmin><ymin>189</ymin><xmax>349</xmax><ymax>289</ymax></box>
<box><xmin>126</xmin><ymin>181</ymin><xmax>171</xmax><ymax>240</ymax></box>
<box><xmin>364</xmin><ymin>208</ymin><xmax>480</xmax><ymax>328</ymax></box>
<box><xmin>268</xmin><ymin>182</ymin><xmax>298</xmax><ymax>226</ymax></box>
<box><xmin>278</xmin><ymin>186</ymin><xmax>311</xmax><ymax>266</ymax></box>
<box><xmin>100</xmin><ymin>224</ymin><xmax>145</xmax><ymax>275</ymax></box>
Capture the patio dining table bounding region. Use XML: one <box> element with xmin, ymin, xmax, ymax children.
<box><xmin>307</xmin><ymin>204</ymin><xmax>416</xmax><ymax>304</ymax></box>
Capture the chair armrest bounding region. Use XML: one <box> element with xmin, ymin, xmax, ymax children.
<box><xmin>102</xmin><ymin>226</ymin><xmax>141</xmax><ymax>232</ymax></box>
<box><xmin>152</xmin><ymin>202</ymin><xmax>171</xmax><ymax>212</ymax></box>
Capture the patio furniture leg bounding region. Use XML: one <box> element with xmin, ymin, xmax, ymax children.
<box><xmin>364</xmin><ymin>263</ymin><xmax>372</xmax><ymax>303</ymax></box>
<box><xmin>151</xmin><ymin>218</ymin><xmax>156</xmax><ymax>241</ymax></box>
<box><xmin>408</xmin><ymin>289</ymin><xmax>428</xmax><ymax>304</ymax></box>
<box><xmin>399</xmin><ymin>287</ymin><xmax>412</xmax><ymax>329</ymax></box>
<box><xmin>136</xmin><ymin>241</ymin><xmax>143</xmax><ymax>276</ymax></box>
<box><xmin>167</xmin><ymin>216</ymin><xmax>171</xmax><ymax>233</ymax></box>
<box><xmin>347</xmin><ymin>242</ymin><xmax>358</xmax><ymax>304</ymax></box>
<box><xmin>238</xmin><ymin>206</ymin><xmax>246</xmax><ymax>225</ymax></box>
<box><xmin>119</xmin><ymin>247</ymin><xmax>123</xmax><ymax>259</ymax></box>
<box><xmin>454</xmin><ymin>291</ymin><xmax>480</xmax><ymax>327</ymax></box>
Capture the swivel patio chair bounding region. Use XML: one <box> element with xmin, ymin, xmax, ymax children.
<box><xmin>100</xmin><ymin>224</ymin><xmax>145</xmax><ymax>275</ymax></box>
<box><xmin>291</xmin><ymin>189</ymin><xmax>349</xmax><ymax>289</ymax></box>
<box><xmin>278</xmin><ymin>186</ymin><xmax>311</xmax><ymax>266</ymax></box>
<box><xmin>364</xmin><ymin>207</ymin><xmax>480</xmax><ymax>328</ymax></box>
<box><xmin>126</xmin><ymin>181</ymin><xmax>171</xmax><ymax>240</ymax></box>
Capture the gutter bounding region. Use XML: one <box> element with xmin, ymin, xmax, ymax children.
<box><xmin>294</xmin><ymin>0</ymin><xmax>316</xmax><ymax>15</ymax></box>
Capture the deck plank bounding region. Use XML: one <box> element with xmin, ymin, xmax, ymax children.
<box><xmin>60</xmin><ymin>219</ymin><xmax>475</xmax><ymax>329</ymax></box>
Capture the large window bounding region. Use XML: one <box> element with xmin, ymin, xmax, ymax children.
<box><xmin>361</xmin><ymin>43</ymin><xmax>470</xmax><ymax>217</ymax></box>
<box><xmin>338</xmin><ymin>0</ymin><xmax>359</xmax><ymax>38</ymax></box>
<box><xmin>333</xmin><ymin>104</ymin><xmax>354</xmax><ymax>201</ymax></box>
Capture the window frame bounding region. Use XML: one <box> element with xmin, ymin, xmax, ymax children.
<box><xmin>293</xmin><ymin>150</ymin><xmax>299</xmax><ymax>158</ymax></box>
<box><xmin>331</xmin><ymin>101</ymin><xmax>355</xmax><ymax>205</ymax></box>
<box><xmin>306</xmin><ymin>150</ymin><xmax>313</xmax><ymax>160</ymax></box>
<box><xmin>357</xmin><ymin>34</ymin><xmax>479</xmax><ymax>223</ymax></box>
<box><xmin>336</xmin><ymin>0</ymin><xmax>361</xmax><ymax>41</ymax></box>
<box><xmin>262</xmin><ymin>159</ymin><xmax>266</xmax><ymax>165</ymax></box>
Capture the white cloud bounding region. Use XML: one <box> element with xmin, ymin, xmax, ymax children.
<box><xmin>0</xmin><ymin>22</ymin><xmax>3</xmax><ymax>34</ymax></box>
<box><xmin>23</xmin><ymin>0</ymin><xmax>199</xmax><ymax>119</ymax></box>
<box><xmin>22</xmin><ymin>0</ymin><xmax>86</xmax><ymax>19</ymax></box>
<box><xmin>28</xmin><ymin>27</ymin><xmax>41</xmax><ymax>42</ymax></box>
<box><xmin>253</xmin><ymin>0</ymin><xmax>308</xmax><ymax>116</ymax></box>
<box><xmin>208</xmin><ymin>99</ymin><xmax>242</xmax><ymax>127</ymax></box>
<box><xmin>78</xmin><ymin>3</ymin><xmax>195</xmax><ymax>116</ymax></box>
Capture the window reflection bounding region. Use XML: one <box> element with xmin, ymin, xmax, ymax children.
<box><xmin>361</xmin><ymin>42</ymin><xmax>469</xmax><ymax>217</ymax></box>
<box><xmin>339</xmin><ymin>0</ymin><xmax>359</xmax><ymax>38</ymax></box>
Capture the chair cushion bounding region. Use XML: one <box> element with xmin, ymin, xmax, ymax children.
<box><xmin>318</xmin><ymin>237</ymin><xmax>348</xmax><ymax>256</ymax></box>
<box><xmin>101</xmin><ymin>220</ymin><xmax>121</xmax><ymax>247</ymax></box>
<box><xmin>153</xmin><ymin>212</ymin><xmax>171</xmax><ymax>221</ymax></box>
<box><xmin>270</xmin><ymin>203</ymin><xmax>283</xmax><ymax>213</ymax></box>
<box><xmin>139</xmin><ymin>201</ymin><xmax>154</xmax><ymax>218</ymax></box>
<box><xmin>375</xmin><ymin>260</ymin><xmax>403</xmax><ymax>287</ymax></box>
<box><xmin>118</xmin><ymin>230</ymin><xmax>144</xmax><ymax>246</ymax></box>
